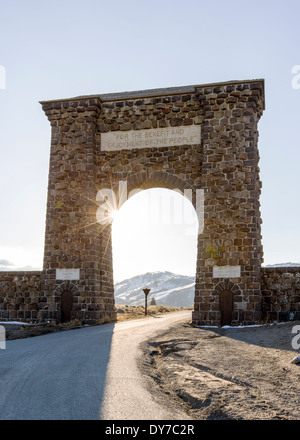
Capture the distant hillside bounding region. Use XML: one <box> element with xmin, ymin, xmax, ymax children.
<box><xmin>264</xmin><ymin>263</ymin><xmax>300</xmax><ymax>267</ymax></box>
<box><xmin>114</xmin><ymin>271</ymin><xmax>195</xmax><ymax>307</ymax></box>
<box><xmin>114</xmin><ymin>264</ymin><xmax>300</xmax><ymax>307</ymax></box>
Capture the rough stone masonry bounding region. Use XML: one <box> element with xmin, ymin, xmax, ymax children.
<box><xmin>3</xmin><ymin>79</ymin><xmax>292</xmax><ymax>327</ymax></box>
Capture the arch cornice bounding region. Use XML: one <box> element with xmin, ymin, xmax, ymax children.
<box><xmin>212</xmin><ymin>279</ymin><xmax>241</xmax><ymax>296</ymax></box>
<box><xmin>54</xmin><ymin>281</ymin><xmax>80</xmax><ymax>296</ymax></box>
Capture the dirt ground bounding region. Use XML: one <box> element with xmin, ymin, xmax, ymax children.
<box><xmin>140</xmin><ymin>319</ymin><xmax>300</xmax><ymax>420</ymax></box>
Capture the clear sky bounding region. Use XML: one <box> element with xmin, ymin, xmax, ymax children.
<box><xmin>0</xmin><ymin>0</ymin><xmax>300</xmax><ymax>281</ymax></box>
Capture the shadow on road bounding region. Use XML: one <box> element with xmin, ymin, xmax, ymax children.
<box><xmin>0</xmin><ymin>323</ymin><xmax>115</xmax><ymax>420</ymax></box>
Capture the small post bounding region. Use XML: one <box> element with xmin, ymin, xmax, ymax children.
<box><xmin>143</xmin><ymin>288</ymin><xmax>151</xmax><ymax>316</ymax></box>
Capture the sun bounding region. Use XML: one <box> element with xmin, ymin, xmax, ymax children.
<box><xmin>101</xmin><ymin>207</ymin><xmax>119</xmax><ymax>225</ymax></box>
<box><xmin>111</xmin><ymin>209</ymin><xmax>119</xmax><ymax>221</ymax></box>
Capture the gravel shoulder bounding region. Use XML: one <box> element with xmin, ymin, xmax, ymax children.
<box><xmin>139</xmin><ymin>320</ymin><xmax>300</xmax><ymax>420</ymax></box>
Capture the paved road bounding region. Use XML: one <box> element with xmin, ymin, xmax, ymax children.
<box><xmin>0</xmin><ymin>311</ymin><xmax>191</xmax><ymax>420</ymax></box>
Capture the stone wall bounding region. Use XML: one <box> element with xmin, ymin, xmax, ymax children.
<box><xmin>1</xmin><ymin>267</ymin><xmax>299</xmax><ymax>324</ymax></box>
<box><xmin>0</xmin><ymin>271</ymin><xmax>41</xmax><ymax>322</ymax></box>
<box><xmin>261</xmin><ymin>267</ymin><xmax>300</xmax><ymax>322</ymax></box>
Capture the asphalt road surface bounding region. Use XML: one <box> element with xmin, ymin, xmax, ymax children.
<box><xmin>0</xmin><ymin>310</ymin><xmax>191</xmax><ymax>420</ymax></box>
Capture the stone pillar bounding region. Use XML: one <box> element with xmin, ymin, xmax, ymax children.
<box><xmin>193</xmin><ymin>81</ymin><xmax>264</xmax><ymax>326</ymax></box>
<box><xmin>40</xmin><ymin>97</ymin><xmax>115</xmax><ymax>323</ymax></box>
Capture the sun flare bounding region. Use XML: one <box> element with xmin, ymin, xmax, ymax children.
<box><xmin>111</xmin><ymin>209</ymin><xmax>119</xmax><ymax>221</ymax></box>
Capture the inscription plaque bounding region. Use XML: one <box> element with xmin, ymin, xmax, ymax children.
<box><xmin>213</xmin><ymin>265</ymin><xmax>241</xmax><ymax>278</ymax></box>
<box><xmin>56</xmin><ymin>268</ymin><xmax>80</xmax><ymax>280</ymax></box>
<box><xmin>101</xmin><ymin>126</ymin><xmax>201</xmax><ymax>151</ymax></box>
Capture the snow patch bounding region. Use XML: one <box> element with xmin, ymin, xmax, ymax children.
<box><xmin>114</xmin><ymin>271</ymin><xmax>195</xmax><ymax>307</ymax></box>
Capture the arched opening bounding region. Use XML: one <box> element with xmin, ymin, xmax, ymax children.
<box><xmin>111</xmin><ymin>187</ymin><xmax>198</xmax><ymax>308</ymax></box>
<box><xmin>220</xmin><ymin>290</ymin><xmax>234</xmax><ymax>326</ymax></box>
<box><xmin>213</xmin><ymin>280</ymin><xmax>241</xmax><ymax>326</ymax></box>
<box><xmin>61</xmin><ymin>290</ymin><xmax>73</xmax><ymax>323</ymax></box>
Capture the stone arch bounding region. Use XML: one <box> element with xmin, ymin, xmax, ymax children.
<box><xmin>213</xmin><ymin>279</ymin><xmax>241</xmax><ymax>326</ymax></box>
<box><xmin>40</xmin><ymin>80</ymin><xmax>265</xmax><ymax>326</ymax></box>
<box><xmin>212</xmin><ymin>279</ymin><xmax>241</xmax><ymax>296</ymax></box>
<box><xmin>54</xmin><ymin>281</ymin><xmax>80</xmax><ymax>297</ymax></box>
<box><xmin>111</xmin><ymin>182</ymin><xmax>199</xmax><ymax>303</ymax></box>
<box><xmin>55</xmin><ymin>281</ymin><xmax>80</xmax><ymax>323</ymax></box>
<box><xmin>126</xmin><ymin>170</ymin><xmax>196</xmax><ymax>194</ymax></box>
<box><xmin>106</xmin><ymin>170</ymin><xmax>199</xmax><ymax>210</ymax></box>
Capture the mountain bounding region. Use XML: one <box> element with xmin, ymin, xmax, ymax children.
<box><xmin>114</xmin><ymin>264</ymin><xmax>300</xmax><ymax>307</ymax></box>
<box><xmin>264</xmin><ymin>263</ymin><xmax>300</xmax><ymax>267</ymax></box>
<box><xmin>114</xmin><ymin>271</ymin><xmax>195</xmax><ymax>307</ymax></box>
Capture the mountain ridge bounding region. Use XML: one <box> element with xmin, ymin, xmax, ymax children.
<box><xmin>114</xmin><ymin>271</ymin><xmax>195</xmax><ymax>307</ymax></box>
<box><xmin>114</xmin><ymin>263</ymin><xmax>300</xmax><ymax>307</ymax></box>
